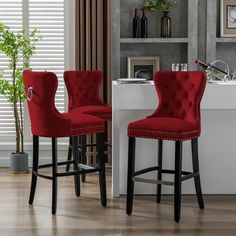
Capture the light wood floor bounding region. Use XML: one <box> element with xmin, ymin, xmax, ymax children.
<box><xmin>0</xmin><ymin>168</ymin><xmax>236</xmax><ymax>236</ymax></box>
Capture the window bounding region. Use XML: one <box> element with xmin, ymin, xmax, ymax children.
<box><xmin>0</xmin><ymin>1</ymin><xmax>23</xmax><ymax>138</ymax></box>
<box><xmin>0</xmin><ymin>0</ymin><xmax>66</xmax><ymax>141</ymax></box>
<box><xmin>29</xmin><ymin>0</ymin><xmax>65</xmax><ymax>112</ymax></box>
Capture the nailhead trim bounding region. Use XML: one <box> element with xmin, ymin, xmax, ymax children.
<box><xmin>72</xmin><ymin>125</ymin><xmax>104</xmax><ymax>131</ymax></box>
<box><xmin>128</xmin><ymin>128</ymin><xmax>198</xmax><ymax>135</ymax></box>
<box><xmin>127</xmin><ymin>73</ymin><xmax>207</xmax><ymax>141</ymax></box>
<box><xmin>128</xmin><ymin>129</ymin><xmax>199</xmax><ymax>141</ymax></box>
<box><xmin>72</xmin><ymin>125</ymin><xmax>104</xmax><ymax>136</ymax></box>
<box><xmin>128</xmin><ymin>135</ymin><xmax>199</xmax><ymax>141</ymax></box>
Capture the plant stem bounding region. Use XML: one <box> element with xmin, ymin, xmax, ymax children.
<box><xmin>12</xmin><ymin>61</ymin><xmax>20</xmax><ymax>154</ymax></box>
<box><xmin>19</xmin><ymin>98</ymin><xmax>24</xmax><ymax>153</ymax></box>
<box><xmin>13</xmin><ymin>102</ymin><xmax>20</xmax><ymax>154</ymax></box>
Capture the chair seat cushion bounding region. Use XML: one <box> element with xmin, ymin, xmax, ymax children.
<box><xmin>71</xmin><ymin>105</ymin><xmax>112</xmax><ymax>121</ymax></box>
<box><xmin>128</xmin><ymin>117</ymin><xmax>200</xmax><ymax>141</ymax></box>
<box><xmin>62</xmin><ymin>111</ymin><xmax>104</xmax><ymax>136</ymax></box>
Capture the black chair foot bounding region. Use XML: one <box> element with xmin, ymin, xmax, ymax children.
<box><xmin>126</xmin><ymin>137</ymin><xmax>136</xmax><ymax>215</ymax></box>
<box><xmin>174</xmin><ymin>141</ymin><xmax>182</xmax><ymax>223</ymax></box>
<box><xmin>72</xmin><ymin>136</ymin><xmax>80</xmax><ymax>197</ymax></box>
<box><xmin>52</xmin><ymin>138</ymin><xmax>58</xmax><ymax>215</ymax></box>
<box><xmin>66</xmin><ymin>137</ymin><xmax>73</xmax><ymax>172</ymax></box>
<box><xmin>81</xmin><ymin>136</ymin><xmax>86</xmax><ymax>183</ymax></box>
<box><xmin>156</xmin><ymin>139</ymin><xmax>163</xmax><ymax>204</ymax></box>
<box><xmin>97</xmin><ymin>133</ymin><xmax>107</xmax><ymax>207</ymax></box>
<box><xmin>29</xmin><ymin>136</ymin><xmax>39</xmax><ymax>205</ymax></box>
<box><xmin>191</xmin><ymin>138</ymin><xmax>205</xmax><ymax>209</ymax></box>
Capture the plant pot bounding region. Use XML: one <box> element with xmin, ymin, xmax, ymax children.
<box><xmin>10</xmin><ymin>153</ymin><xmax>29</xmax><ymax>174</ymax></box>
<box><xmin>161</xmin><ymin>11</ymin><xmax>171</xmax><ymax>38</ymax></box>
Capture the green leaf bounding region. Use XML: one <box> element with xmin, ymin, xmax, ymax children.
<box><xmin>142</xmin><ymin>0</ymin><xmax>176</xmax><ymax>12</ymax></box>
<box><xmin>0</xmin><ymin>22</ymin><xmax>42</xmax><ymax>152</ymax></box>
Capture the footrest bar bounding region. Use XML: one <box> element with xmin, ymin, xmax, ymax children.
<box><xmin>57</xmin><ymin>168</ymin><xmax>100</xmax><ymax>177</ymax></box>
<box><xmin>33</xmin><ymin>171</ymin><xmax>53</xmax><ymax>180</ymax></box>
<box><xmin>77</xmin><ymin>163</ymin><xmax>96</xmax><ymax>170</ymax></box>
<box><xmin>134</xmin><ymin>167</ymin><xmax>192</xmax><ymax>177</ymax></box>
<box><xmin>104</xmin><ymin>142</ymin><xmax>112</xmax><ymax>148</ymax></box>
<box><xmin>134</xmin><ymin>166</ymin><xmax>158</xmax><ymax>176</ymax></box>
<box><xmin>85</xmin><ymin>151</ymin><xmax>109</xmax><ymax>156</ymax></box>
<box><xmin>38</xmin><ymin>160</ymin><xmax>75</xmax><ymax>169</ymax></box>
<box><xmin>85</xmin><ymin>144</ymin><xmax>97</xmax><ymax>147</ymax></box>
<box><xmin>133</xmin><ymin>177</ymin><xmax>174</xmax><ymax>186</ymax></box>
<box><xmin>181</xmin><ymin>172</ymin><xmax>199</xmax><ymax>182</ymax></box>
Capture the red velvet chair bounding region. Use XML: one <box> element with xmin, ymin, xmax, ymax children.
<box><xmin>126</xmin><ymin>71</ymin><xmax>206</xmax><ymax>222</ymax></box>
<box><xmin>64</xmin><ymin>71</ymin><xmax>112</xmax><ymax>180</ymax></box>
<box><xmin>23</xmin><ymin>70</ymin><xmax>107</xmax><ymax>215</ymax></box>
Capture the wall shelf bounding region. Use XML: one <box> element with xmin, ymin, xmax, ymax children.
<box><xmin>206</xmin><ymin>0</ymin><xmax>236</xmax><ymax>69</ymax></box>
<box><xmin>112</xmin><ymin>0</ymin><xmax>198</xmax><ymax>80</ymax></box>
<box><xmin>216</xmin><ymin>38</ymin><xmax>236</xmax><ymax>43</ymax></box>
<box><xmin>120</xmin><ymin>38</ymin><xmax>189</xmax><ymax>44</ymax></box>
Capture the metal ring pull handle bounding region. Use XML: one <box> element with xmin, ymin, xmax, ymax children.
<box><xmin>27</xmin><ymin>87</ymin><xmax>33</xmax><ymax>101</ymax></box>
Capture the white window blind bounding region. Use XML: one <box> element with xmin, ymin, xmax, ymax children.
<box><xmin>29</xmin><ymin>0</ymin><xmax>65</xmax><ymax>111</ymax></box>
<box><xmin>0</xmin><ymin>0</ymin><xmax>23</xmax><ymax>137</ymax></box>
<box><xmin>0</xmin><ymin>0</ymin><xmax>66</xmax><ymax>140</ymax></box>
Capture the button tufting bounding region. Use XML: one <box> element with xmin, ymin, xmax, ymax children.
<box><xmin>127</xmin><ymin>71</ymin><xmax>206</xmax><ymax>141</ymax></box>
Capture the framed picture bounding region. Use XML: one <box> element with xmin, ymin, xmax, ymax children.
<box><xmin>127</xmin><ymin>56</ymin><xmax>160</xmax><ymax>80</ymax></box>
<box><xmin>221</xmin><ymin>0</ymin><xmax>236</xmax><ymax>37</ymax></box>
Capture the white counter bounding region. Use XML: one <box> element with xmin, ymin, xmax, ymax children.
<box><xmin>112</xmin><ymin>81</ymin><xmax>236</xmax><ymax>196</ymax></box>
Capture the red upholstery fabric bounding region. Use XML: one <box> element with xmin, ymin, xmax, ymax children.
<box><xmin>128</xmin><ymin>71</ymin><xmax>206</xmax><ymax>141</ymax></box>
<box><xmin>23</xmin><ymin>70</ymin><xmax>104</xmax><ymax>138</ymax></box>
<box><xmin>62</xmin><ymin>111</ymin><xmax>105</xmax><ymax>136</ymax></box>
<box><xmin>128</xmin><ymin>117</ymin><xmax>199</xmax><ymax>141</ymax></box>
<box><xmin>70</xmin><ymin>106</ymin><xmax>112</xmax><ymax>121</ymax></box>
<box><xmin>64</xmin><ymin>70</ymin><xmax>112</xmax><ymax>121</ymax></box>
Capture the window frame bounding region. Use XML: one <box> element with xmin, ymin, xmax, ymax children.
<box><xmin>0</xmin><ymin>0</ymin><xmax>75</xmax><ymax>147</ymax></box>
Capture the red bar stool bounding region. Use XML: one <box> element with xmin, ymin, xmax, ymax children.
<box><xmin>64</xmin><ymin>71</ymin><xmax>112</xmax><ymax>181</ymax></box>
<box><xmin>23</xmin><ymin>70</ymin><xmax>107</xmax><ymax>215</ymax></box>
<box><xmin>126</xmin><ymin>71</ymin><xmax>206</xmax><ymax>222</ymax></box>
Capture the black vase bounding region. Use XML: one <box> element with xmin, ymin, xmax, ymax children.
<box><xmin>161</xmin><ymin>11</ymin><xmax>171</xmax><ymax>38</ymax></box>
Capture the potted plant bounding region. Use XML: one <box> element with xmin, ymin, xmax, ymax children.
<box><xmin>0</xmin><ymin>22</ymin><xmax>41</xmax><ymax>173</ymax></box>
<box><xmin>143</xmin><ymin>0</ymin><xmax>177</xmax><ymax>38</ymax></box>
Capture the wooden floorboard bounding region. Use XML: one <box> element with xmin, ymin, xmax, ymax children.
<box><xmin>0</xmin><ymin>168</ymin><xmax>236</xmax><ymax>236</ymax></box>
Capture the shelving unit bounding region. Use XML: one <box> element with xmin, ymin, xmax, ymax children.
<box><xmin>206</xmin><ymin>0</ymin><xmax>236</xmax><ymax>68</ymax></box>
<box><xmin>216</xmin><ymin>38</ymin><xmax>236</xmax><ymax>43</ymax></box>
<box><xmin>120</xmin><ymin>38</ymin><xmax>189</xmax><ymax>44</ymax></box>
<box><xmin>112</xmin><ymin>0</ymin><xmax>199</xmax><ymax>80</ymax></box>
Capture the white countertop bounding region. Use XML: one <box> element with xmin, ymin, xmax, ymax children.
<box><xmin>113</xmin><ymin>80</ymin><xmax>236</xmax><ymax>110</ymax></box>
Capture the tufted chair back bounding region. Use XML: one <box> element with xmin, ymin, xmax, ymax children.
<box><xmin>64</xmin><ymin>70</ymin><xmax>105</xmax><ymax>111</ymax></box>
<box><xmin>151</xmin><ymin>71</ymin><xmax>206</xmax><ymax>125</ymax></box>
<box><xmin>23</xmin><ymin>70</ymin><xmax>71</xmax><ymax>138</ymax></box>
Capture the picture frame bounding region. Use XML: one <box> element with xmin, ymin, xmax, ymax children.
<box><xmin>127</xmin><ymin>56</ymin><xmax>160</xmax><ymax>80</ymax></box>
<box><xmin>221</xmin><ymin>0</ymin><xmax>236</xmax><ymax>37</ymax></box>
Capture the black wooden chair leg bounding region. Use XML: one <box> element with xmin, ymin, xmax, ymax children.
<box><xmin>81</xmin><ymin>136</ymin><xmax>86</xmax><ymax>182</ymax></box>
<box><xmin>174</xmin><ymin>141</ymin><xmax>183</xmax><ymax>223</ymax></box>
<box><xmin>72</xmin><ymin>136</ymin><xmax>80</xmax><ymax>197</ymax></box>
<box><xmin>52</xmin><ymin>138</ymin><xmax>58</xmax><ymax>215</ymax></box>
<box><xmin>126</xmin><ymin>137</ymin><xmax>136</xmax><ymax>215</ymax></box>
<box><xmin>191</xmin><ymin>138</ymin><xmax>204</xmax><ymax>209</ymax></box>
<box><xmin>29</xmin><ymin>135</ymin><xmax>39</xmax><ymax>205</ymax></box>
<box><xmin>97</xmin><ymin>133</ymin><xmax>107</xmax><ymax>207</ymax></box>
<box><xmin>156</xmin><ymin>139</ymin><xmax>163</xmax><ymax>203</ymax></box>
<box><xmin>66</xmin><ymin>137</ymin><xmax>72</xmax><ymax>172</ymax></box>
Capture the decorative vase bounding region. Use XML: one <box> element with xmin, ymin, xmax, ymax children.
<box><xmin>10</xmin><ymin>153</ymin><xmax>29</xmax><ymax>173</ymax></box>
<box><xmin>161</xmin><ymin>11</ymin><xmax>171</xmax><ymax>38</ymax></box>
